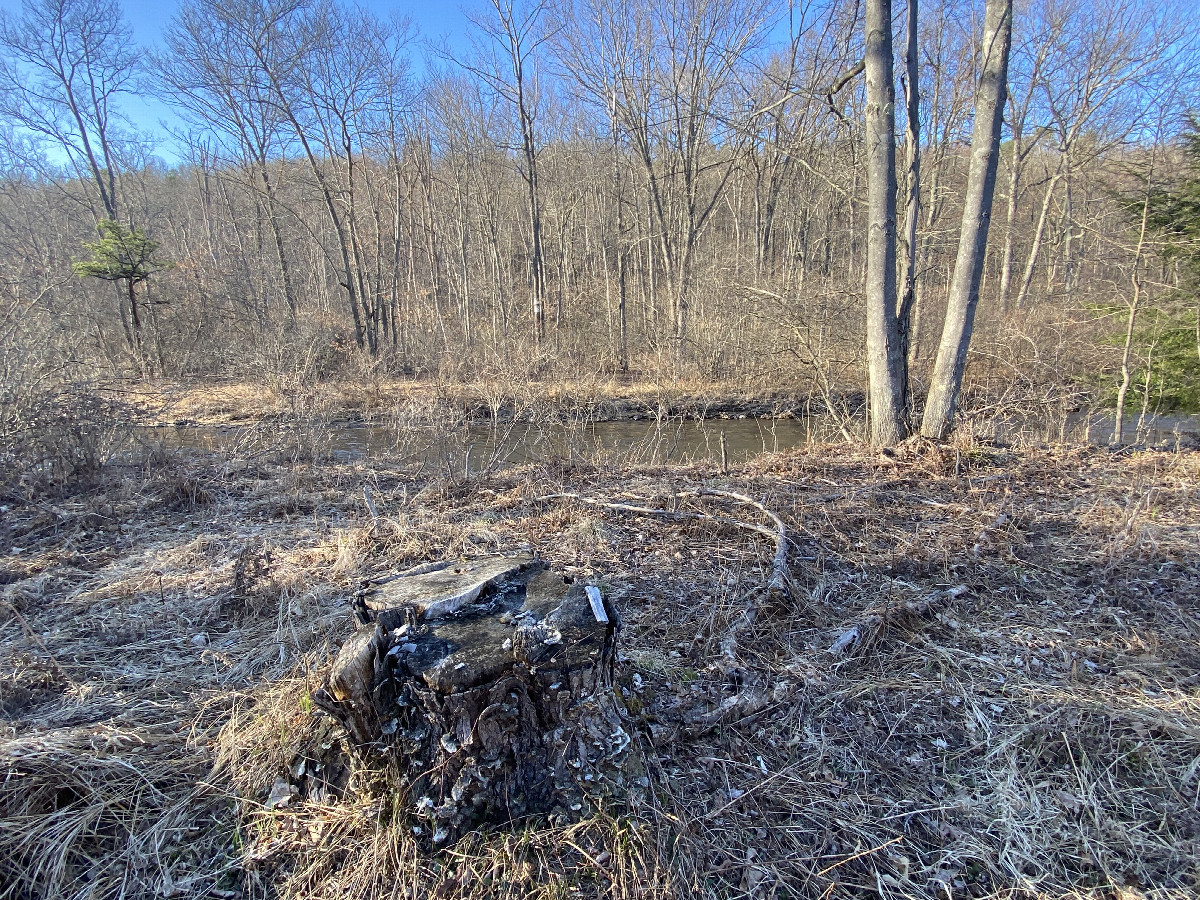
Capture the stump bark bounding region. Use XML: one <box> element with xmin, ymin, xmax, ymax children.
<box><xmin>314</xmin><ymin>555</ymin><xmax>642</xmax><ymax>845</ymax></box>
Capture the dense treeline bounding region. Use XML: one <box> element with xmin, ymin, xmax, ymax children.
<box><xmin>1</xmin><ymin>0</ymin><xmax>1197</xmax><ymax>416</ymax></box>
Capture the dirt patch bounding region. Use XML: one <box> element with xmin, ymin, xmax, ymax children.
<box><xmin>2</xmin><ymin>442</ymin><xmax>1198</xmax><ymax>899</ymax></box>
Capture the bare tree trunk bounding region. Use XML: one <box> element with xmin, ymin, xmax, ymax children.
<box><xmin>1062</xmin><ymin>154</ymin><xmax>1076</xmax><ymax>292</ymax></box>
<box><xmin>863</xmin><ymin>0</ymin><xmax>907</xmax><ymax>447</ymax></box>
<box><xmin>1014</xmin><ymin>170</ymin><xmax>1062</xmax><ymax>310</ymax></box>
<box><xmin>607</xmin><ymin>91</ymin><xmax>630</xmax><ymax>373</ymax></box>
<box><xmin>475</xmin><ymin>0</ymin><xmax>548</xmax><ymax>347</ymax></box>
<box><xmin>997</xmin><ymin>91</ymin><xmax>1028</xmax><ymax>314</ymax></box>
<box><xmin>921</xmin><ymin>0</ymin><xmax>1013</xmax><ymax>440</ymax></box>
<box><xmin>390</xmin><ymin>164</ymin><xmax>404</xmax><ymax>352</ymax></box>
<box><xmin>525</xmin><ymin>147</ymin><xmax>546</xmax><ymax>346</ymax></box>
<box><xmin>1114</xmin><ymin>168</ymin><xmax>1154</xmax><ymax>445</ymax></box>
<box><xmin>259</xmin><ymin>163</ymin><xmax>297</xmax><ymax>325</ymax></box>
<box><xmin>997</xmin><ymin>143</ymin><xmax>1020</xmax><ymax>312</ymax></box>
<box><xmin>897</xmin><ymin>0</ymin><xmax>921</xmax><ymax>414</ymax></box>
<box><xmin>126</xmin><ymin>277</ymin><xmax>145</xmax><ymax>374</ymax></box>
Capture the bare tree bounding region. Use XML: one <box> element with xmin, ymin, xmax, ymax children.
<box><xmin>0</xmin><ymin>0</ymin><xmax>136</xmax><ymax>222</ymax></box>
<box><xmin>459</xmin><ymin>0</ymin><xmax>552</xmax><ymax>347</ymax></box>
<box><xmin>863</xmin><ymin>0</ymin><xmax>907</xmax><ymax>446</ymax></box>
<box><xmin>1113</xmin><ymin>162</ymin><xmax>1155</xmax><ymax>445</ymax></box>
<box><xmin>1011</xmin><ymin>0</ymin><xmax>1192</xmax><ymax>310</ymax></box>
<box><xmin>294</xmin><ymin>1</ymin><xmax>411</xmax><ymax>354</ymax></box>
<box><xmin>921</xmin><ymin>0</ymin><xmax>1013</xmax><ymax>440</ymax></box>
<box><xmin>555</xmin><ymin>0</ymin><xmax>771</xmax><ymax>367</ymax></box>
<box><xmin>162</xmin><ymin>0</ymin><xmax>300</xmax><ymax>324</ymax></box>
<box><xmin>907</xmin><ymin>4</ymin><xmax>976</xmax><ymax>361</ymax></box>
<box><xmin>0</xmin><ymin>0</ymin><xmax>148</xmax><ymax>357</ymax></box>
<box><xmin>897</xmin><ymin>0</ymin><xmax>920</xmax><ymax>405</ymax></box>
<box><xmin>995</xmin><ymin>2</ymin><xmax>1053</xmax><ymax>310</ymax></box>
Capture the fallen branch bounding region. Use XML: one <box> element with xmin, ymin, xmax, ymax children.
<box><xmin>537</xmin><ymin>489</ymin><xmax>791</xmax><ymax>666</ymax></box>
<box><xmin>682</xmin><ymin>677</ymin><xmax>797</xmax><ymax>733</ymax></box>
<box><xmin>827</xmin><ymin>584</ymin><xmax>970</xmax><ymax>658</ymax></box>
<box><xmin>688</xmin><ymin>489</ymin><xmax>789</xmax><ymax>594</ymax></box>
<box><xmin>537</xmin><ymin>490</ymin><xmax>789</xmax><ymax>593</ymax></box>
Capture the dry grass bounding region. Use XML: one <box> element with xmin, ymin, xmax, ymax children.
<box><xmin>2</xmin><ymin>440</ymin><xmax>1199</xmax><ymax>899</ymax></box>
<box><xmin>126</xmin><ymin>375</ymin><xmax>807</xmax><ymax>427</ymax></box>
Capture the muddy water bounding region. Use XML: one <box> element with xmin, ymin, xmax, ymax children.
<box><xmin>141</xmin><ymin>415</ymin><xmax>846</xmax><ymax>472</ymax></box>
<box><xmin>139</xmin><ymin>410</ymin><xmax>1200</xmax><ymax>473</ymax></box>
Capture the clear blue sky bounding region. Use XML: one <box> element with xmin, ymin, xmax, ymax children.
<box><xmin>119</xmin><ymin>0</ymin><xmax>474</xmax><ymax>50</ymax></box>
<box><xmin>114</xmin><ymin>0</ymin><xmax>477</xmax><ymax>163</ymax></box>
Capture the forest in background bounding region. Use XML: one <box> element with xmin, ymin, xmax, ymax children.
<box><xmin>2</xmin><ymin>0</ymin><xmax>1200</xmax><ymax>461</ymax></box>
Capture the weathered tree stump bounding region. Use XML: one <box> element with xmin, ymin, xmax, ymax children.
<box><xmin>313</xmin><ymin>555</ymin><xmax>642</xmax><ymax>845</ymax></box>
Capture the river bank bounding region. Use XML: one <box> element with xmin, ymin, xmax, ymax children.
<box><xmin>127</xmin><ymin>378</ymin><xmax>822</xmax><ymax>428</ymax></box>
<box><xmin>2</xmin><ymin>442</ymin><xmax>1199</xmax><ymax>899</ymax></box>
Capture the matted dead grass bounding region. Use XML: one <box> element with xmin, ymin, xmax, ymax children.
<box><xmin>2</xmin><ymin>441</ymin><xmax>1198</xmax><ymax>899</ymax></box>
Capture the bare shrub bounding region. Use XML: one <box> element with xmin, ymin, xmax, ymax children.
<box><xmin>0</xmin><ymin>380</ymin><xmax>136</xmax><ymax>492</ymax></box>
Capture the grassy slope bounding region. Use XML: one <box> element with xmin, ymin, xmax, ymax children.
<box><xmin>1</xmin><ymin>442</ymin><xmax>1198</xmax><ymax>900</ymax></box>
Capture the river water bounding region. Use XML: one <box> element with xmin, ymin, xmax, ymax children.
<box><xmin>138</xmin><ymin>410</ymin><xmax>1200</xmax><ymax>474</ymax></box>
<box><xmin>141</xmin><ymin>415</ymin><xmax>841</xmax><ymax>473</ymax></box>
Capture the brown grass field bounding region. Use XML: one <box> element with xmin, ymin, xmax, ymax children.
<box><xmin>2</xmin><ymin>440</ymin><xmax>1198</xmax><ymax>899</ymax></box>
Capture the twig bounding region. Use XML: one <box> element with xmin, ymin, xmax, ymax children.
<box><xmin>0</xmin><ymin>597</ymin><xmax>77</xmax><ymax>689</ymax></box>
<box><xmin>362</xmin><ymin>486</ymin><xmax>379</xmax><ymax>530</ymax></box>
<box><xmin>537</xmin><ymin>492</ymin><xmax>782</xmax><ymax>546</ymax></box>
<box><xmin>689</xmin><ymin>489</ymin><xmax>789</xmax><ymax>594</ymax></box>
<box><xmin>816</xmin><ymin>837</ymin><xmax>903</xmax><ymax>877</ymax></box>
<box><xmin>537</xmin><ymin>490</ymin><xmax>789</xmax><ymax>592</ymax></box>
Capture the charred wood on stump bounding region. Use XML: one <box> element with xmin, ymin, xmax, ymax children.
<box><xmin>313</xmin><ymin>555</ymin><xmax>643</xmax><ymax>846</ymax></box>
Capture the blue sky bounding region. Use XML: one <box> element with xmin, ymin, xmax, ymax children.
<box><xmin>7</xmin><ymin>0</ymin><xmax>797</xmax><ymax>166</ymax></box>
<box><xmin>114</xmin><ymin>0</ymin><xmax>477</xmax><ymax>163</ymax></box>
<box><xmin>119</xmin><ymin>0</ymin><xmax>474</xmax><ymax>49</ymax></box>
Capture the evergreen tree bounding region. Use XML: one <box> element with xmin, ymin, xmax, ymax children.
<box><xmin>1141</xmin><ymin>121</ymin><xmax>1200</xmax><ymax>410</ymax></box>
<box><xmin>73</xmin><ymin>220</ymin><xmax>172</xmax><ymax>369</ymax></box>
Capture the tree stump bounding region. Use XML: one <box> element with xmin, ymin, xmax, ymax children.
<box><xmin>313</xmin><ymin>555</ymin><xmax>642</xmax><ymax>845</ymax></box>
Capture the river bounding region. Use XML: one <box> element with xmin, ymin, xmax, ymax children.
<box><xmin>137</xmin><ymin>410</ymin><xmax>1200</xmax><ymax>474</ymax></box>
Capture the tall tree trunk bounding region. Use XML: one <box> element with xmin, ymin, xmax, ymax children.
<box><xmin>390</xmin><ymin>164</ymin><xmax>404</xmax><ymax>352</ymax></box>
<box><xmin>1014</xmin><ymin>170</ymin><xmax>1062</xmax><ymax>310</ymax></box>
<box><xmin>1062</xmin><ymin>155</ymin><xmax>1076</xmax><ymax>293</ymax></box>
<box><xmin>609</xmin><ymin>98</ymin><xmax>630</xmax><ymax>372</ymax></box>
<box><xmin>126</xmin><ymin>277</ymin><xmax>146</xmax><ymax>376</ymax></box>
<box><xmin>920</xmin><ymin>0</ymin><xmax>1013</xmax><ymax>440</ymax></box>
<box><xmin>897</xmin><ymin>0</ymin><xmax>921</xmax><ymax>414</ymax></box>
<box><xmin>997</xmin><ymin>106</ymin><xmax>1024</xmax><ymax>311</ymax></box>
<box><xmin>863</xmin><ymin>0</ymin><xmax>907</xmax><ymax>447</ymax></box>
<box><xmin>525</xmin><ymin>151</ymin><xmax>546</xmax><ymax>345</ymax></box>
<box><xmin>258</xmin><ymin>161</ymin><xmax>298</xmax><ymax>325</ymax></box>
